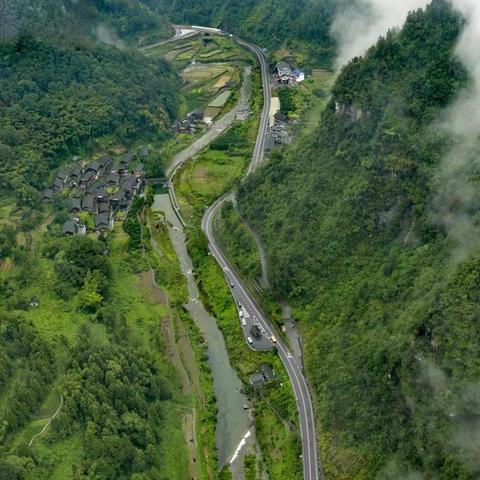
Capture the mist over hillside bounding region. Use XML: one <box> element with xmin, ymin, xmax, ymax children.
<box><xmin>239</xmin><ymin>0</ymin><xmax>480</xmax><ymax>477</ymax></box>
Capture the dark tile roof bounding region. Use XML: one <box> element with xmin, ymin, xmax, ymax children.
<box><xmin>85</xmin><ymin>161</ymin><xmax>100</xmax><ymax>173</ymax></box>
<box><xmin>56</xmin><ymin>169</ymin><xmax>69</xmax><ymax>181</ymax></box>
<box><xmin>70</xmin><ymin>165</ymin><xmax>82</xmax><ymax>179</ymax></box>
<box><xmin>68</xmin><ymin>198</ymin><xmax>81</xmax><ymax>212</ymax></box>
<box><xmin>94</xmin><ymin>212</ymin><xmax>111</xmax><ymax>230</ymax></box>
<box><xmin>98</xmin><ymin>155</ymin><xmax>113</xmax><ymax>169</ymax></box>
<box><xmin>249</xmin><ymin>373</ymin><xmax>265</xmax><ymax>387</ymax></box>
<box><xmin>260</xmin><ymin>364</ymin><xmax>275</xmax><ymax>382</ymax></box>
<box><xmin>81</xmin><ymin>170</ymin><xmax>95</xmax><ymax>183</ymax></box>
<box><xmin>53</xmin><ymin>177</ymin><xmax>64</xmax><ymax>190</ymax></box>
<box><xmin>120</xmin><ymin>153</ymin><xmax>133</xmax><ymax>165</ymax></box>
<box><xmin>122</xmin><ymin>175</ymin><xmax>138</xmax><ymax>191</ymax></box>
<box><xmin>42</xmin><ymin>188</ymin><xmax>53</xmax><ymax>200</ymax></box>
<box><xmin>93</xmin><ymin>186</ymin><xmax>109</xmax><ymax>200</ymax></box>
<box><xmin>138</xmin><ymin>147</ymin><xmax>149</xmax><ymax>159</ymax></box>
<box><xmin>62</xmin><ymin>220</ymin><xmax>76</xmax><ymax>235</ymax></box>
<box><xmin>81</xmin><ymin>194</ymin><xmax>95</xmax><ymax>211</ymax></box>
<box><xmin>106</xmin><ymin>172</ymin><xmax>120</xmax><ymax>185</ymax></box>
<box><xmin>98</xmin><ymin>201</ymin><xmax>109</xmax><ymax>213</ymax></box>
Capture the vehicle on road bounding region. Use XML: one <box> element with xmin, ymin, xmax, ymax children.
<box><xmin>242</xmin><ymin>318</ymin><xmax>246</xmax><ymax>326</ymax></box>
<box><xmin>270</xmin><ymin>335</ymin><xmax>277</xmax><ymax>343</ymax></box>
<box><xmin>247</xmin><ymin>336</ymin><xmax>253</xmax><ymax>344</ymax></box>
<box><xmin>250</xmin><ymin>325</ymin><xmax>262</xmax><ymax>338</ymax></box>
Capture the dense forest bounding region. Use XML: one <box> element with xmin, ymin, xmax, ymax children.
<box><xmin>239</xmin><ymin>1</ymin><xmax>480</xmax><ymax>478</ymax></box>
<box><xmin>0</xmin><ymin>229</ymin><xmax>189</xmax><ymax>479</ymax></box>
<box><xmin>0</xmin><ymin>0</ymin><xmax>171</xmax><ymax>41</ymax></box>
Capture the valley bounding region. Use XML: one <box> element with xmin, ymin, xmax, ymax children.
<box><xmin>2</xmin><ymin>1</ymin><xmax>480</xmax><ymax>480</ymax></box>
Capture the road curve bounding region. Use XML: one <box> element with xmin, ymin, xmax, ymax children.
<box><xmin>164</xmin><ymin>25</ymin><xmax>320</xmax><ymax>479</ymax></box>
<box><xmin>190</xmin><ymin>27</ymin><xmax>321</xmax><ymax>480</ymax></box>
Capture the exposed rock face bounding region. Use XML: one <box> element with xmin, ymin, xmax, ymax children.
<box><xmin>335</xmin><ymin>101</ymin><xmax>364</xmax><ymax>121</ymax></box>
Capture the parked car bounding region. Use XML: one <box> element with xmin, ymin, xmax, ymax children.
<box><xmin>242</xmin><ymin>318</ymin><xmax>246</xmax><ymax>326</ymax></box>
<box><xmin>247</xmin><ymin>337</ymin><xmax>253</xmax><ymax>344</ymax></box>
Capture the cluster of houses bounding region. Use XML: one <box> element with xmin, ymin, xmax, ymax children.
<box><xmin>174</xmin><ymin>109</ymin><xmax>204</xmax><ymax>134</ymax></box>
<box><xmin>274</xmin><ymin>61</ymin><xmax>305</xmax><ymax>86</ymax></box>
<box><xmin>266</xmin><ymin>111</ymin><xmax>292</xmax><ymax>151</ymax></box>
<box><xmin>43</xmin><ymin>149</ymin><xmax>148</xmax><ymax>236</ymax></box>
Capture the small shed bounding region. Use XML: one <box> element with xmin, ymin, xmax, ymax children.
<box><xmin>249</xmin><ymin>373</ymin><xmax>265</xmax><ymax>388</ymax></box>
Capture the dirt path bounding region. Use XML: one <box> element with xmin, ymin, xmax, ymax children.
<box><xmin>29</xmin><ymin>395</ymin><xmax>63</xmax><ymax>447</ymax></box>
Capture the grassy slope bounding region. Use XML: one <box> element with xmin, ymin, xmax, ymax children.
<box><xmin>1</xmin><ymin>215</ymin><xmax>190</xmax><ymax>479</ymax></box>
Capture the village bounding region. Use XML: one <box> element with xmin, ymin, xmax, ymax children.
<box><xmin>266</xmin><ymin>60</ymin><xmax>305</xmax><ymax>151</ymax></box>
<box><xmin>42</xmin><ymin>148</ymin><xmax>148</xmax><ymax>236</ymax></box>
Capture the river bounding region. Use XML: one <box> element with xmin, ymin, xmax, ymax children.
<box><xmin>152</xmin><ymin>193</ymin><xmax>250</xmax><ymax>475</ymax></box>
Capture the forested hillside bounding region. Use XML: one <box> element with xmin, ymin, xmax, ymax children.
<box><xmin>0</xmin><ymin>20</ymin><xmax>177</xmax><ymax>205</ymax></box>
<box><xmin>0</xmin><ymin>3</ymin><xmax>187</xmax><ymax>478</ymax></box>
<box><xmin>0</xmin><ymin>0</ymin><xmax>171</xmax><ymax>41</ymax></box>
<box><xmin>168</xmin><ymin>0</ymin><xmax>347</xmax><ymax>65</ymax></box>
<box><xmin>239</xmin><ymin>1</ymin><xmax>480</xmax><ymax>478</ymax></box>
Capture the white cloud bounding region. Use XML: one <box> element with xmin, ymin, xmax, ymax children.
<box><xmin>331</xmin><ymin>0</ymin><xmax>431</xmax><ymax>69</ymax></box>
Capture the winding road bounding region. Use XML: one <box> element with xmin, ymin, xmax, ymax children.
<box><xmin>166</xmin><ymin>26</ymin><xmax>321</xmax><ymax>479</ymax></box>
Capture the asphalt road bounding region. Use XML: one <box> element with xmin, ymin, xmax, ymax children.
<box><xmin>164</xmin><ymin>25</ymin><xmax>321</xmax><ymax>480</ymax></box>
<box><xmin>195</xmin><ymin>29</ymin><xmax>321</xmax><ymax>480</ymax></box>
<box><xmin>202</xmin><ymin>199</ymin><xmax>320</xmax><ymax>480</ymax></box>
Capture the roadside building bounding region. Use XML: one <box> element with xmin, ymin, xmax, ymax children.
<box><xmin>292</xmin><ymin>68</ymin><xmax>305</xmax><ymax>83</ymax></box>
<box><xmin>204</xmin><ymin>90</ymin><xmax>232</xmax><ymax>124</ymax></box>
<box><xmin>276</xmin><ymin>61</ymin><xmax>292</xmax><ymax>84</ymax></box>
<box><xmin>204</xmin><ymin>106</ymin><xmax>222</xmax><ymax>124</ymax></box>
<box><xmin>260</xmin><ymin>364</ymin><xmax>275</xmax><ymax>382</ymax></box>
<box><xmin>276</xmin><ymin>61</ymin><xmax>291</xmax><ymax>77</ymax></box>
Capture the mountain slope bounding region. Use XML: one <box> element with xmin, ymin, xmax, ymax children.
<box><xmin>0</xmin><ymin>0</ymin><xmax>171</xmax><ymax>41</ymax></box>
<box><xmin>0</xmin><ymin>26</ymin><xmax>177</xmax><ymax>205</ymax></box>
<box><xmin>168</xmin><ymin>0</ymin><xmax>345</xmax><ymax>65</ymax></box>
<box><xmin>239</xmin><ymin>1</ymin><xmax>480</xmax><ymax>477</ymax></box>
